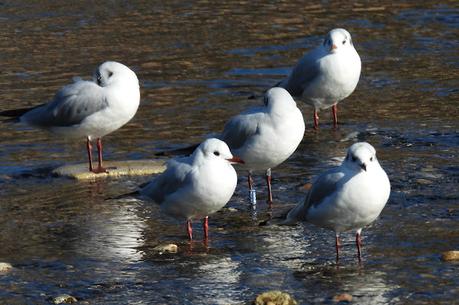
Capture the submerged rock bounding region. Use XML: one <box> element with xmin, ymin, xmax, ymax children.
<box><xmin>0</xmin><ymin>262</ymin><xmax>13</xmax><ymax>273</ymax></box>
<box><xmin>441</xmin><ymin>250</ymin><xmax>459</xmax><ymax>261</ymax></box>
<box><xmin>52</xmin><ymin>294</ymin><xmax>77</xmax><ymax>304</ymax></box>
<box><xmin>254</xmin><ymin>290</ymin><xmax>297</xmax><ymax>305</ymax></box>
<box><xmin>52</xmin><ymin>159</ymin><xmax>166</xmax><ymax>180</ymax></box>
<box><xmin>153</xmin><ymin>243</ymin><xmax>178</xmax><ymax>254</ymax></box>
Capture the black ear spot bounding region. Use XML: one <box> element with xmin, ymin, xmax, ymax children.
<box><xmin>213</xmin><ymin>151</ymin><xmax>220</xmax><ymax>156</ymax></box>
<box><xmin>370</xmin><ymin>157</ymin><xmax>374</xmax><ymax>162</ymax></box>
<box><xmin>342</xmin><ymin>40</ymin><xmax>346</xmax><ymax>45</ymax></box>
<box><xmin>108</xmin><ymin>71</ymin><xmax>113</xmax><ymax>77</ymax></box>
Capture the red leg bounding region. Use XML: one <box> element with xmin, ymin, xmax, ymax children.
<box><xmin>187</xmin><ymin>220</ymin><xmax>193</xmax><ymax>241</ymax></box>
<box><xmin>332</xmin><ymin>104</ymin><xmax>338</xmax><ymax>129</ymax></box>
<box><xmin>202</xmin><ymin>216</ymin><xmax>209</xmax><ymax>241</ymax></box>
<box><xmin>86</xmin><ymin>137</ymin><xmax>94</xmax><ymax>172</ymax></box>
<box><xmin>313</xmin><ymin>109</ymin><xmax>319</xmax><ymax>130</ymax></box>
<box><xmin>266</xmin><ymin>168</ymin><xmax>273</xmax><ymax>206</ymax></box>
<box><xmin>92</xmin><ymin>138</ymin><xmax>108</xmax><ymax>173</ymax></box>
<box><xmin>335</xmin><ymin>234</ymin><xmax>341</xmax><ymax>264</ymax></box>
<box><xmin>356</xmin><ymin>231</ymin><xmax>363</xmax><ymax>263</ymax></box>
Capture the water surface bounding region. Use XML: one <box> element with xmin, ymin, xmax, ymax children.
<box><xmin>0</xmin><ymin>1</ymin><xmax>458</xmax><ymax>304</ymax></box>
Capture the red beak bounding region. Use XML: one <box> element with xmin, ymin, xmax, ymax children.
<box><xmin>330</xmin><ymin>44</ymin><xmax>337</xmax><ymax>52</ymax></box>
<box><xmin>226</xmin><ymin>156</ymin><xmax>244</xmax><ymax>164</ymax></box>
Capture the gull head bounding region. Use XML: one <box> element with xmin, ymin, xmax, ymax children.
<box><xmin>322</xmin><ymin>28</ymin><xmax>355</xmax><ymax>54</ymax></box>
<box><xmin>264</xmin><ymin>87</ymin><xmax>297</xmax><ymax>108</ymax></box>
<box><xmin>343</xmin><ymin>142</ymin><xmax>378</xmax><ymax>172</ymax></box>
<box><xmin>93</xmin><ymin>61</ymin><xmax>139</xmax><ymax>87</ymax></box>
<box><xmin>196</xmin><ymin>138</ymin><xmax>244</xmax><ymax>165</ymax></box>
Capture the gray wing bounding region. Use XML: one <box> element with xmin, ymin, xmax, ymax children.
<box><xmin>21</xmin><ymin>80</ymin><xmax>108</xmax><ymax>127</ymax></box>
<box><xmin>140</xmin><ymin>157</ymin><xmax>193</xmax><ymax>204</ymax></box>
<box><xmin>278</xmin><ymin>48</ymin><xmax>322</xmax><ymax>98</ymax></box>
<box><xmin>285</xmin><ymin>167</ymin><xmax>345</xmax><ymax>223</ymax></box>
<box><xmin>220</xmin><ymin>107</ymin><xmax>265</xmax><ymax>150</ymax></box>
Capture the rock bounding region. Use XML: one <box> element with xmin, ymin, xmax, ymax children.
<box><xmin>254</xmin><ymin>290</ymin><xmax>297</xmax><ymax>305</ymax></box>
<box><xmin>52</xmin><ymin>159</ymin><xmax>166</xmax><ymax>180</ymax></box>
<box><xmin>340</xmin><ymin>131</ymin><xmax>360</xmax><ymax>142</ymax></box>
<box><xmin>52</xmin><ymin>294</ymin><xmax>77</xmax><ymax>304</ymax></box>
<box><xmin>153</xmin><ymin>243</ymin><xmax>178</xmax><ymax>254</ymax></box>
<box><xmin>333</xmin><ymin>293</ymin><xmax>353</xmax><ymax>303</ymax></box>
<box><xmin>0</xmin><ymin>262</ymin><xmax>13</xmax><ymax>273</ymax></box>
<box><xmin>441</xmin><ymin>250</ymin><xmax>459</xmax><ymax>261</ymax></box>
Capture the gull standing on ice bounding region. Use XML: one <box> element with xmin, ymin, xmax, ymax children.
<box><xmin>140</xmin><ymin>138</ymin><xmax>244</xmax><ymax>241</ymax></box>
<box><xmin>278</xmin><ymin>28</ymin><xmax>361</xmax><ymax>129</ymax></box>
<box><xmin>221</xmin><ymin>87</ymin><xmax>305</xmax><ymax>206</ymax></box>
<box><xmin>285</xmin><ymin>142</ymin><xmax>390</xmax><ymax>263</ymax></box>
<box><xmin>0</xmin><ymin>61</ymin><xmax>140</xmax><ymax>173</ymax></box>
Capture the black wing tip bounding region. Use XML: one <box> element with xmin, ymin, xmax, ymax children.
<box><xmin>0</xmin><ymin>108</ymin><xmax>24</xmax><ymax>118</ymax></box>
<box><xmin>106</xmin><ymin>190</ymin><xmax>140</xmax><ymax>201</ymax></box>
<box><xmin>154</xmin><ymin>143</ymin><xmax>199</xmax><ymax>157</ymax></box>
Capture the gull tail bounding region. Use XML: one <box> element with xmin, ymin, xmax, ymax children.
<box><xmin>280</xmin><ymin>188</ymin><xmax>311</xmax><ymax>225</ymax></box>
<box><xmin>283</xmin><ymin>200</ymin><xmax>308</xmax><ymax>225</ymax></box>
<box><xmin>0</xmin><ymin>105</ymin><xmax>42</xmax><ymax>122</ymax></box>
<box><xmin>258</xmin><ymin>197</ymin><xmax>308</xmax><ymax>227</ymax></box>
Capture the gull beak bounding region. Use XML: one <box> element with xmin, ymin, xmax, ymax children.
<box><xmin>227</xmin><ymin>156</ymin><xmax>244</xmax><ymax>164</ymax></box>
<box><xmin>330</xmin><ymin>44</ymin><xmax>337</xmax><ymax>52</ymax></box>
<box><xmin>360</xmin><ymin>163</ymin><xmax>367</xmax><ymax>171</ymax></box>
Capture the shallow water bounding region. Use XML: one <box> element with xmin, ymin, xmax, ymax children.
<box><xmin>0</xmin><ymin>1</ymin><xmax>458</xmax><ymax>304</ymax></box>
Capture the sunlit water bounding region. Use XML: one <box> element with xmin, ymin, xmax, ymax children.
<box><xmin>0</xmin><ymin>1</ymin><xmax>458</xmax><ymax>304</ymax></box>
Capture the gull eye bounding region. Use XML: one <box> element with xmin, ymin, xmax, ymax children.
<box><xmin>342</xmin><ymin>40</ymin><xmax>346</xmax><ymax>45</ymax></box>
<box><xmin>213</xmin><ymin>151</ymin><xmax>220</xmax><ymax>156</ymax></box>
<box><xmin>108</xmin><ymin>71</ymin><xmax>113</xmax><ymax>77</ymax></box>
<box><xmin>370</xmin><ymin>157</ymin><xmax>374</xmax><ymax>162</ymax></box>
<box><xmin>351</xmin><ymin>156</ymin><xmax>357</xmax><ymax>162</ymax></box>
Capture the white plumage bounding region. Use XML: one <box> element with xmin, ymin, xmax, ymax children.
<box><xmin>279</xmin><ymin>28</ymin><xmax>361</xmax><ymax>129</ymax></box>
<box><xmin>286</xmin><ymin>142</ymin><xmax>390</xmax><ymax>262</ymax></box>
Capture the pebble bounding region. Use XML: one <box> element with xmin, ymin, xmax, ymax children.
<box><xmin>52</xmin><ymin>294</ymin><xmax>77</xmax><ymax>304</ymax></box>
<box><xmin>0</xmin><ymin>262</ymin><xmax>13</xmax><ymax>273</ymax></box>
<box><xmin>333</xmin><ymin>293</ymin><xmax>353</xmax><ymax>303</ymax></box>
<box><xmin>301</xmin><ymin>183</ymin><xmax>312</xmax><ymax>191</ymax></box>
<box><xmin>152</xmin><ymin>243</ymin><xmax>178</xmax><ymax>254</ymax></box>
<box><xmin>254</xmin><ymin>290</ymin><xmax>297</xmax><ymax>305</ymax></box>
<box><xmin>416</xmin><ymin>178</ymin><xmax>432</xmax><ymax>185</ymax></box>
<box><xmin>441</xmin><ymin>250</ymin><xmax>459</xmax><ymax>261</ymax></box>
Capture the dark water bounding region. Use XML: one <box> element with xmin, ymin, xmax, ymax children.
<box><xmin>1</xmin><ymin>1</ymin><xmax>458</xmax><ymax>304</ymax></box>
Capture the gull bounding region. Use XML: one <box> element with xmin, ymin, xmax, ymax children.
<box><xmin>140</xmin><ymin>138</ymin><xmax>244</xmax><ymax>241</ymax></box>
<box><xmin>220</xmin><ymin>87</ymin><xmax>305</xmax><ymax>206</ymax></box>
<box><xmin>0</xmin><ymin>61</ymin><xmax>140</xmax><ymax>173</ymax></box>
<box><xmin>285</xmin><ymin>142</ymin><xmax>390</xmax><ymax>263</ymax></box>
<box><xmin>278</xmin><ymin>28</ymin><xmax>361</xmax><ymax>129</ymax></box>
